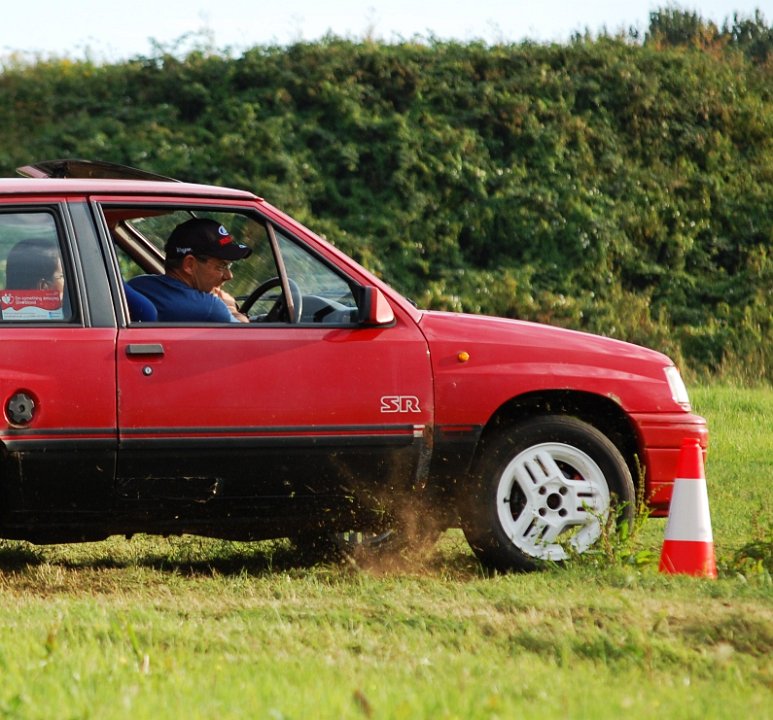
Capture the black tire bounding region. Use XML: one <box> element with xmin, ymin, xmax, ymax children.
<box><xmin>460</xmin><ymin>415</ymin><xmax>635</xmax><ymax>572</ymax></box>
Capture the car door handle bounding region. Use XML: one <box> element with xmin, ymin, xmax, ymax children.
<box><xmin>126</xmin><ymin>343</ymin><xmax>165</xmax><ymax>357</ymax></box>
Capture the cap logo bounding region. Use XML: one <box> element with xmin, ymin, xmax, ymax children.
<box><xmin>218</xmin><ymin>225</ymin><xmax>232</xmax><ymax>246</ymax></box>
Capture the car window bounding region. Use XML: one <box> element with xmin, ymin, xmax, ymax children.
<box><xmin>104</xmin><ymin>206</ymin><xmax>360</xmax><ymax>325</ymax></box>
<box><xmin>0</xmin><ymin>210</ymin><xmax>73</xmax><ymax>322</ymax></box>
<box><xmin>271</xmin><ymin>226</ymin><xmax>359</xmax><ymax>323</ymax></box>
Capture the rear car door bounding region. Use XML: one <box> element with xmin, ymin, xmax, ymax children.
<box><xmin>103</xmin><ymin>201</ymin><xmax>433</xmax><ymax>530</ymax></box>
<box><xmin>0</xmin><ymin>201</ymin><xmax>117</xmax><ymax>532</ymax></box>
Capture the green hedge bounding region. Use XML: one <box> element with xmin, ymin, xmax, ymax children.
<box><xmin>1</xmin><ymin>9</ymin><xmax>771</xmax><ymax>382</ymax></box>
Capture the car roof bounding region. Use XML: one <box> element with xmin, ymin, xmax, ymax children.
<box><xmin>0</xmin><ymin>177</ymin><xmax>259</xmax><ymax>200</ymax></box>
<box><xmin>4</xmin><ymin>158</ymin><xmax>260</xmax><ymax>200</ymax></box>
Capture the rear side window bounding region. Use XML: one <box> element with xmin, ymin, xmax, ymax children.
<box><xmin>0</xmin><ymin>211</ymin><xmax>72</xmax><ymax>322</ymax></box>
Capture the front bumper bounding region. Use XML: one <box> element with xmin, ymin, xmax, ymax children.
<box><xmin>631</xmin><ymin>412</ymin><xmax>709</xmax><ymax>516</ymax></box>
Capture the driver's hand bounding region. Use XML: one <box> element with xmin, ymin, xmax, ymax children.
<box><xmin>213</xmin><ymin>286</ymin><xmax>250</xmax><ymax>323</ymax></box>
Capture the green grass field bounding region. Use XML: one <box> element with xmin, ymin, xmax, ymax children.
<box><xmin>0</xmin><ymin>386</ymin><xmax>771</xmax><ymax>719</ymax></box>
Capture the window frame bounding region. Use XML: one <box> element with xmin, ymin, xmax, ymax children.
<box><xmin>0</xmin><ymin>204</ymin><xmax>80</xmax><ymax>326</ymax></box>
<box><xmin>93</xmin><ymin>199</ymin><xmax>366</xmax><ymax>328</ymax></box>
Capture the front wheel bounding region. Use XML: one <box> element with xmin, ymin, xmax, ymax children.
<box><xmin>461</xmin><ymin>416</ymin><xmax>635</xmax><ymax>572</ymax></box>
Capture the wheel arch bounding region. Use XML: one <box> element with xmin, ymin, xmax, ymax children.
<box><xmin>474</xmin><ymin>390</ymin><xmax>644</xmax><ymax>491</ymax></box>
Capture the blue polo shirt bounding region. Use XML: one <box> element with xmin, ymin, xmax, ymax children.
<box><xmin>128</xmin><ymin>275</ymin><xmax>237</xmax><ymax>323</ymax></box>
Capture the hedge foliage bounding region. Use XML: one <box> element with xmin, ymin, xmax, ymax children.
<box><xmin>0</xmin><ymin>8</ymin><xmax>771</xmax><ymax>382</ymax></box>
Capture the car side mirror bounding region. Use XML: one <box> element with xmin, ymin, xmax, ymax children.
<box><xmin>361</xmin><ymin>286</ymin><xmax>395</xmax><ymax>326</ymax></box>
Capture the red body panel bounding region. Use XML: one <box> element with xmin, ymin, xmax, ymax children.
<box><xmin>421</xmin><ymin>311</ymin><xmax>678</xmax><ymax>415</ymax></box>
<box><xmin>418</xmin><ymin>311</ymin><xmax>707</xmax><ymax>507</ymax></box>
<box><xmin>631</xmin><ymin>413</ymin><xmax>710</xmax><ymax>513</ymax></box>
<box><xmin>0</xmin><ymin>328</ymin><xmax>117</xmax><ymax>513</ymax></box>
<box><xmin>117</xmin><ymin>320</ymin><xmax>432</xmax><ymax>440</ymax></box>
<box><xmin>0</xmin><ymin>327</ymin><xmax>117</xmax><ymax>438</ymax></box>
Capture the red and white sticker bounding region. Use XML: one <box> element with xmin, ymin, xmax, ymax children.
<box><xmin>1</xmin><ymin>290</ymin><xmax>63</xmax><ymax>320</ymax></box>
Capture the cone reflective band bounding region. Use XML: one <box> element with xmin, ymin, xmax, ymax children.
<box><xmin>658</xmin><ymin>438</ymin><xmax>717</xmax><ymax>578</ymax></box>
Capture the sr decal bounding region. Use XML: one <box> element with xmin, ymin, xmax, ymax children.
<box><xmin>380</xmin><ymin>395</ymin><xmax>421</xmax><ymax>413</ymax></box>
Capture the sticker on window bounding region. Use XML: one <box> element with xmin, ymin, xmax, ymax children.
<box><xmin>1</xmin><ymin>290</ymin><xmax>64</xmax><ymax>320</ymax></box>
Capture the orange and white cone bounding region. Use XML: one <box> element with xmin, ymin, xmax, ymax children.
<box><xmin>658</xmin><ymin>438</ymin><xmax>717</xmax><ymax>578</ymax></box>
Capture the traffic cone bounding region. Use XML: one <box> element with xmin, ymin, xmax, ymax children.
<box><xmin>658</xmin><ymin>438</ymin><xmax>717</xmax><ymax>578</ymax></box>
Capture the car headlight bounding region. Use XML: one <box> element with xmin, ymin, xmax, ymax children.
<box><xmin>664</xmin><ymin>366</ymin><xmax>691</xmax><ymax>410</ymax></box>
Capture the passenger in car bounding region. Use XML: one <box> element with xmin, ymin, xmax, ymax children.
<box><xmin>128</xmin><ymin>218</ymin><xmax>251</xmax><ymax>323</ymax></box>
<box><xmin>5</xmin><ymin>238</ymin><xmax>65</xmax><ymax>299</ymax></box>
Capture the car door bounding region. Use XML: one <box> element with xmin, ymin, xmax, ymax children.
<box><xmin>0</xmin><ymin>202</ymin><xmax>117</xmax><ymax>526</ymax></box>
<box><xmin>110</xmin><ymin>205</ymin><xmax>433</xmax><ymax>528</ymax></box>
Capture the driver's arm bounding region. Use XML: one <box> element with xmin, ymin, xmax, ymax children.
<box><xmin>213</xmin><ymin>286</ymin><xmax>249</xmax><ymax>323</ymax></box>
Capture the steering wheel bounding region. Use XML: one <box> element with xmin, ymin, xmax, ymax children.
<box><xmin>239</xmin><ymin>276</ymin><xmax>303</xmax><ymax>323</ymax></box>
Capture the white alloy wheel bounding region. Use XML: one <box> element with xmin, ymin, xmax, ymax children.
<box><xmin>495</xmin><ymin>441</ymin><xmax>610</xmax><ymax>560</ymax></box>
<box><xmin>461</xmin><ymin>415</ymin><xmax>635</xmax><ymax>572</ymax></box>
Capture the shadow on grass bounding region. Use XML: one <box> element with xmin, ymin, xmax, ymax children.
<box><xmin>0</xmin><ymin>542</ymin><xmax>46</xmax><ymax>571</ymax></box>
<box><xmin>0</xmin><ymin>533</ymin><xmax>484</xmax><ymax>580</ymax></box>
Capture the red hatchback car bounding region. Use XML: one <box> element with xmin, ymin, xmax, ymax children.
<box><xmin>0</xmin><ymin>160</ymin><xmax>708</xmax><ymax>571</ymax></box>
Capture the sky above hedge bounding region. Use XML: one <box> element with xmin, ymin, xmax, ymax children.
<box><xmin>1</xmin><ymin>1</ymin><xmax>768</xmax><ymax>61</ymax></box>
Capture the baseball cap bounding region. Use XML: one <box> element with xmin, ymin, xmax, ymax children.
<box><xmin>165</xmin><ymin>218</ymin><xmax>252</xmax><ymax>261</ymax></box>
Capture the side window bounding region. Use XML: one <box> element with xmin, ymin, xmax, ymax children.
<box><xmin>273</xmin><ymin>227</ymin><xmax>359</xmax><ymax>324</ymax></box>
<box><xmin>103</xmin><ymin>204</ymin><xmax>360</xmax><ymax>326</ymax></box>
<box><xmin>230</xmin><ymin>222</ymin><xmax>359</xmax><ymax>324</ymax></box>
<box><xmin>0</xmin><ymin>211</ymin><xmax>72</xmax><ymax>322</ymax></box>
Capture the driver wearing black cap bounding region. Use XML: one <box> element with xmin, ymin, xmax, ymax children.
<box><xmin>128</xmin><ymin>218</ymin><xmax>252</xmax><ymax>323</ymax></box>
